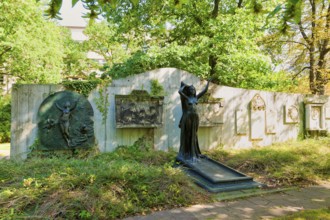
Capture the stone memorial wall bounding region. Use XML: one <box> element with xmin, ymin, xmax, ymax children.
<box><xmin>11</xmin><ymin>68</ymin><xmax>330</xmax><ymax>159</ymax></box>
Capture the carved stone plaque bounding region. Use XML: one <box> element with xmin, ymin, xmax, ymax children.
<box><xmin>37</xmin><ymin>91</ymin><xmax>94</xmax><ymax>150</ymax></box>
<box><xmin>236</xmin><ymin>109</ymin><xmax>248</xmax><ymax>135</ymax></box>
<box><xmin>311</xmin><ymin>106</ymin><xmax>322</xmax><ymax>129</ymax></box>
<box><xmin>250</xmin><ymin>94</ymin><xmax>266</xmax><ymax>140</ymax></box>
<box><xmin>198</xmin><ymin>101</ymin><xmax>224</xmax><ymax>127</ymax></box>
<box><xmin>115</xmin><ymin>90</ymin><xmax>164</xmax><ymax>128</ymax></box>
<box><xmin>305</xmin><ymin>104</ymin><xmax>326</xmax><ymax>130</ymax></box>
<box><xmin>284</xmin><ymin>105</ymin><xmax>299</xmax><ymax>124</ymax></box>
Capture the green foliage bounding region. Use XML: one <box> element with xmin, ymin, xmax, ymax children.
<box><xmin>83</xmin><ymin>1</ymin><xmax>284</xmax><ymax>91</ymax></box>
<box><xmin>61</xmin><ymin>27</ymin><xmax>100</xmax><ymax>78</ymax></box>
<box><xmin>207</xmin><ymin>137</ymin><xmax>330</xmax><ymax>187</ymax></box>
<box><xmin>0</xmin><ymin>95</ymin><xmax>10</xmax><ymax>143</ymax></box>
<box><xmin>83</xmin><ymin>21</ymin><xmax>132</xmax><ymax>66</ymax></box>
<box><xmin>95</xmin><ymin>83</ymin><xmax>110</xmax><ymax>124</ymax></box>
<box><xmin>62</xmin><ymin>79</ymin><xmax>102</xmax><ymax>97</ymax></box>
<box><xmin>263</xmin><ymin>0</ymin><xmax>330</xmax><ymax>94</ymax></box>
<box><xmin>297</xmin><ymin>102</ymin><xmax>306</xmax><ymax>140</ymax></box>
<box><xmin>0</xmin><ymin>0</ymin><xmax>65</xmax><ymax>83</ymax></box>
<box><xmin>28</xmin><ymin>143</ymin><xmax>100</xmax><ymax>159</ymax></box>
<box><xmin>0</xmin><ymin>138</ymin><xmax>208</xmax><ymax>219</ymax></box>
<box><xmin>150</xmin><ymin>79</ymin><xmax>165</xmax><ymax>96</ymax></box>
<box><xmin>42</xmin><ymin>0</ymin><xmax>319</xmax><ymax>93</ymax></box>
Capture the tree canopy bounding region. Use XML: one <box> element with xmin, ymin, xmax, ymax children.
<box><xmin>0</xmin><ymin>0</ymin><xmax>65</xmax><ymax>83</ymax></box>
<box><xmin>264</xmin><ymin>0</ymin><xmax>330</xmax><ymax>94</ymax></box>
<box><xmin>39</xmin><ymin>0</ymin><xmax>330</xmax><ymax>93</ymax></box>
<box><xmin>80</xmin><ymin>0</ymin><xmax>293</xmax><ymax>91</ymax></box>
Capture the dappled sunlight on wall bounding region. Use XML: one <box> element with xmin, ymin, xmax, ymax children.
<box><xmin>10</xmin><ymin>68</ymin><xmax>330</xmax><ymax>158</ymax></box>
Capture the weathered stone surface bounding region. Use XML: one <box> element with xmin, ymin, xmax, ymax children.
<box><xmin>326</xmin><ymin>107</ymin><xmax>330</xmax><ymax>119</ymax></box>
<box><xmin>305</xmin><ymin>104</ymin><xmax>326</xmax><ymax>130</ymax></box>
<box><xmin>250</xmin><ymin>94</ymin><xmax>266</xmax><ymax>140</ymax></box>
<box><xmin>198</xmin><ymin>102</ymin><xmax>224</xmax><ymax>127</ymax></box>
<box><xmin>266</xmin><ymin>109</ymin><xmax>277</xmax><ymax>134</ymax></box>
<box><xmin>37</xmin><ymin>90</ymin><xmax>94</xmax><ymax>150</ymax></box>
<box><xmin>284</xmin><ymin>105</ymin><xmax>299</xmax><ymax>124</ymax></box>
<box><xmin>236</xmin><ymin>109</ymin><xmax>248</xmax><ymax>135</ymax></box>
<box><xmin>115</xmin><ymin>90</ymin><xmax>164</xmax><ymax>128</ymax></box>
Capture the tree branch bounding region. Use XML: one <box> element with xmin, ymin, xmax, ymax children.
<box><xmin>0</xmin><ymin>46</ymin><xmax>12</xmax><ymax>58</ymax></box>
<box><xmin>320</xmin><ymin>2</ymin><xmax>330</xmax><ymax>54</ymax></box>
<box><xmin>211</xmin><ymin>0</ymin><xmax>220</xmax><ymax>18</ymax></box>
<box><xmin>292</xmin><ymin>66</ymin><xmax>311</xmax><ymax>80</ymax></box>
<box><xmin>265</xmin><ymin>40</ymin><xmax>309</xmax><ymax>49</ymax></box>
<box><xmin>237</xmin><ymin>0</ymin><xmax>243</xmax><ymax>8</ymax></box>
<box><xmin>0</xmin><ymin>71</ymin><xmax>24</xmax><ymax>80</ymax></box>
<box><xmin>298</xmin><ymin>22</ymin><xmax>312</xmax><ymax>45</ymax></box>
<box><xmin>191</xmin><ymin>2</ymin><xmax>203</xmax><ymax>26</ymax></box>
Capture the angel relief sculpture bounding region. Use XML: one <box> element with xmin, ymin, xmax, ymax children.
<box><xmin>55</xmin><ymin>100</ymin><xmax>79</xmax><ymax>146</ymax></box>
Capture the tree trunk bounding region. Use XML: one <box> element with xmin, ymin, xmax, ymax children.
<box><xmin>208</xmin><ymin>54</ymin><xmax>217</xmax><ymax>77</ymax></box>
<box><xmin>208</xmin><ymin>0</ymin><xmax>220</xmax><ymax>78</ymax></box>
<box><xmin>309</xmin><ymin>46</ymin><xmax>317</xmax><ymax>94</ymax></box>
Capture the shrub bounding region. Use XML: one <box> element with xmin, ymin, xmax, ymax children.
<box><xmin>0</xmin><ymin>95</ymin><xmax>11</xmax><ymax>143</ymax></box>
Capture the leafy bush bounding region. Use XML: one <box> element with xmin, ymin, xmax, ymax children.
<box><xmin>0</xmin><ymin>95</ymin><xmax>11</xmax><ymax>143</ymax></box>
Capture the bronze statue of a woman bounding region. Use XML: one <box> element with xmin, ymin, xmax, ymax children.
<box><xmin>177</xmin><ymin>81</ymin><xmax>209</xmax><ymax>162</ymax></box>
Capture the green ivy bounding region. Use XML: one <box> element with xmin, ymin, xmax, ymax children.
<box><xmin>95</xmin><ymin>84</ymin><xmax>110</xmax><ymax>124</ymax></box>
<box><xmin>297</xmin><ymin>102</ymin><xmax>306</xmax><ymax>140</ymax></box>
<box><xmin>62</xmin><ymin>79</ymin><xmax>102</xmax><ymax>97</ymax></box>
<box><xmin>150</xmin><ymin>79</ymin><xmax>165</xmax><ymax>96</ymax></box>
<box><xmin>0</xmin><ymin>95</ymin><xmax>11</xmax><ymax>143</ymax></box>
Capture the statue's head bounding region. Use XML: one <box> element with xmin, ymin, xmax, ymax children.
<box><xmin>64</xmin><ymin>101</ymin><xmax>71</xmax><ymax>108</ymax></box>
<box><xmin>187</xmin><ymin>85</ymin><xmax>196</xmax><ymax>96</ymax></box>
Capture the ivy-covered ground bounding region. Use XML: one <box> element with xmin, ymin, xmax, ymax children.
<box><xmin>0</xmin><ymin>137</ymin><xmax>329</xmax><ymax>219</ymax></box>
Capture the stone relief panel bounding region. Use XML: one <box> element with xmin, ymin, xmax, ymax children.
<box><xmin>250</xmin><ymin>94</ymin><xmax>266</xmax><ymax>140</ymax></box>
<box><xmin>37</xmin><ymin>90</ymin><xmax>95</xmax><ymax>150</ymax></box>
<box><xmin>115</xmin><ymin>90</ymin><xmax>164</xmax><ymax>128</ymax></box>
<box><xmin>198</xmin><ymin>102</ymin><xmax>224</xmax><ymax>127</ymax></box>
<box><xmin>284</xmin><ymin>105</ymin><xmax>299</xmax><ymax>124</ymax></box>
<box><xmin>305</xmin><ymin>104</ymin><xmax>326</xmax><ymax>130</ymax></box>
<box><xmin>266</xmin><ymin>109</ymin><xmax>277</xmax><ymax>134</ymax></box>
<box><xmin>236</xmin><ymin>109</ymin><xmax>248</xmax><ymax>135</ymax></box>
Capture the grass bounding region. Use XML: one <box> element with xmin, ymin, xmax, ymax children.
<box><xmin>0</xmin><ymin>137</ymin><xmax>329</xmax><ymax>219</ymax></box>
<box><xmin>274</xmin><ymin>208</ymin><xmax>330</xmax><ymax>220</ymax></box>
<box><xmin>0</xmin><ymin>138</ymin><xmax>210</xmax><ymax>219</ymax></box>
<box><xmin>206</xmin><ymin>137</ymin><xmax>330</xmax><ymax>187</ymax></box>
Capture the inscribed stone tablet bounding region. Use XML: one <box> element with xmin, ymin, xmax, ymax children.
<box><xmin>266</xmin><ymin>109</ymin><xmax>277</xmax><ymax>134</ymax></box>
<box><xmin>250</xmin><ymin>94</ymin><xmax>266</xmax><ymax>140</ymax></box>
<box><xmin>198</xmin><ymin>102</ymin><xmax>224</xmax><ymax>127</ymax></box>
<box><xmin>236</xmin><ymin>109</ymin><xmax>248</xmax><ymax>135</ymax></box>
